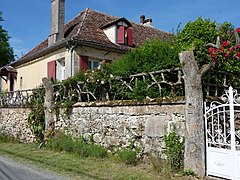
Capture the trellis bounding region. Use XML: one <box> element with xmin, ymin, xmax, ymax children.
<box><xmin>1</xmin><ymin>67</ymin><xmax>240</xmax><ymax>107</ymax></box>
<box><xmin>53</xmin><ymin>67</ymin><xmax>184</xmax><ymax>103</ymax></box>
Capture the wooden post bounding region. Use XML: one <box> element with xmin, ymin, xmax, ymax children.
<box><xmin>179</xmin><ymin>51</ymin><xmax>211</xmax><ymax>177</ymax></box>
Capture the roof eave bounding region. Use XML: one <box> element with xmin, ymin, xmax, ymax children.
<box><xmin>11</xmin><ymin>40</ymin><xmax>68</xmax><ymax>67</ymax></box>
<box><xmin>11</xmin><ymin>39</ymin><xmax>129</xmax><ymax>67</ymax></box>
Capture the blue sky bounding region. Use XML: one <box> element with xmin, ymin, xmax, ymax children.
<box><xmin>1</xmin><ymin>0</ymin><xmax>240</xmax><ymax>59</ymax></box>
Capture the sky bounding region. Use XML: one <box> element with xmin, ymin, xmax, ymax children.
<box><xmin>1</xmin><ymin>0</ymin><xmax>240</xmax><ymax>59</ymax></box>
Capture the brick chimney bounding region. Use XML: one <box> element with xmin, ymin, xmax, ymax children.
<box><xmin>140</xmin><ymin>15</ymin><xmax>145</xmax><ymax>25</ymax></box>
<box><xmin>48</xmin><ymin>0</ymin><xmax>65</xmax><ymax>46</ymax></box>
<box><xmin>140</xmin><ymin>15</ymin><xmax>152</xmax><ymax>27</ymax></box>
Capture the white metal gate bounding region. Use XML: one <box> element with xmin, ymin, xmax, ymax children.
<box><xmin>204</xmin><ymin>86</ymin><xmax>240</xmax><ymax>179</ymax></box>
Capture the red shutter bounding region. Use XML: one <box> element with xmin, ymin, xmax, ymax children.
<box><xmin>80</xmin><ymin>56</ymin><xmax>88</xmax><ymax>70</ymax></box>
<box><xmin>127</xmin><ymin>28</ymin><xmax>133</xmax><ymax>46</ymax></box>
<box><xmin>47</xmin><ymin>60</ymin><xmax>56</xmax><ymax>80</ymax></box>
<box><xmin>117</xmin><ymin>26</ymin><xmax>125</xmax><ymax>44</ymax></box>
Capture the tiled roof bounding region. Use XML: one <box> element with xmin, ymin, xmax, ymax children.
<box><xmin>16</xmin><ymin>8</ymin><xmax>173</xmax><ymax>63</ymax></box>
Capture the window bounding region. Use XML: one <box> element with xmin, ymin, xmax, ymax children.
<box><xmin>48</xmin><ymin>58</ymin><xmax>65</xmax><ymax>81</ymax></box>
<box><xmin>80</xmin><ymin>56</ymin><xmax>100</xmax><ymax>70</ymax></box>
<box><xmin>57</xmin><ymin>59</ymin><xmax>65</xmax><ymax>81</ymax></box>
<box><xmin>117</xmin><ymin>26</ymin><xmax>133</xmax><ymax>46</ymax></box>
<box><xmin>88</xmin><ymin>60</ymin><xmax>100</xmax><ymax>70</ymax></box>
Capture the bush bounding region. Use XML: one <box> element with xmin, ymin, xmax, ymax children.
<box><xmin>117</xmin><ymin>149</ymin><xmax>137</xmax><ymax>165</ymax></box>
<box><xmin>110</xmin><ymin>39</ymin><xmax>181</xmax><ymax>77</ymax></box>
<box><xmin>163</xmin><ymin>129</ymin><xmax>184</xmax><ymax>171</ymax></box>
<box><xmin>0</xmin><ymin>134</ymin><xmax>19</xmax><ymax>143</ymax></box>
<box><xmin>46</xmin><ymin>133</ymin><xmax>108</xmax><ymax>158</ymax></box>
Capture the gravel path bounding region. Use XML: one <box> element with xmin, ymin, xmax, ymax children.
<box><xmin>0</xmin><ymin>156</ymin><xmax>70</xmax><ymax>180</ymax></box>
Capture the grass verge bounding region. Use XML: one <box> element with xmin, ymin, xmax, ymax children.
<box><xmin>0</xmin><ymin>142</ymin><xmax>162</xmax><ymax>180</ymax></box>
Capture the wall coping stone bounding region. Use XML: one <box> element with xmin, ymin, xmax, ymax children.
<box><xmin>73</xmin><ymin>96</ymin><xmax>185</xmax><ymax>107</ymax></box>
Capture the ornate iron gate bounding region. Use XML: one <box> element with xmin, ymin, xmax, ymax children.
<box><xmin>204</xmin><ymin>86</ymin><xmax>240</xmax><ymax>179</ymax></box>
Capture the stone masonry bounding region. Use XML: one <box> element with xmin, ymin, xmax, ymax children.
<box><xmin>0</xmin><ymin>100</ymin><xmax>185</xmax><ymax>158</ymax></box>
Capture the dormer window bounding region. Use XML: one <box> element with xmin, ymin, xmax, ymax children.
<box><xmin>117</xmin><ymin>26</ymin><xmax>133</xmax><ymax>46</ymax></box>
<box><xmin>101</xmin><ymin>17</ymin><xmax>133</xmax><ymax>47</ymax></box>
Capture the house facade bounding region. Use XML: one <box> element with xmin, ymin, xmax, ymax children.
<box><xmin>0</xmin><ymin>0</ymin><xmax>173</xmax><ymax>91</ymax></box>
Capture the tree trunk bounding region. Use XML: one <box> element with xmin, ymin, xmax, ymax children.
<box><xmin>42</xmin><ymin>77</ymin><xmax>55</xmax><ymax>131</ymax></box>
<box><xmin>179</xmin><ymin>51</ymin><xmax>205</xmax><ymax>177</ymax></box>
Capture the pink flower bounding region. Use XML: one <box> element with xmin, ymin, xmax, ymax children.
<box><xmin>209</xmin><ymin>47</ymin><xmax>215</xmax><ymax>54</ymax></box>
<box><xmin>237</xmin><ymin>45</ymin><xmax>240</xmax><ymax>49</ymax></box>
<box><xmin>228</xmin><ymin>46</ymin><xmax>235</xmax><ymax>52</ymax></box>
<box><xmin>222</xmin><ymin>41</ymin><xmax>229</xmax><ymax>47</ymax></box>
<box><xmin>237</xmin><ymin>52</ymin><xmax>240</xmax><ymax>58</ymax></box>
<box><xmin>211</xmin><ymin>53</ymin><xmax>216</xmax><ymax>58</ymax></box>
<box><xmin>224</xmin><ymin>53</ymin><xmax>229</xmax><ymax>57</ymax></box>
<box><xmin>237</xmin><ymin>28</ymin><xmax>240</xmax><ymax>33</ymax></box>
<box><xmin>219</xmin><ymin>47</ymin><xmax>224</xmax><ymax>52</ymax></box>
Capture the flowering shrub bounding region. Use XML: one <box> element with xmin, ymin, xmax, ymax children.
<box><xmin>209</xmin><ymin>28</ymin><xmax>240</xmax><ymax>63</ymax></box>
<box><xmin>204</xmin><ymin>27</ymin><xmax>240</xmax><ymax>90</ymax></box>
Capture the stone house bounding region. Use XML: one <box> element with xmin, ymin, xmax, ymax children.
<box><xmin>0</xmin><ymin>0</ymin><xmax>173</xmax><ymax>91</ymax></box>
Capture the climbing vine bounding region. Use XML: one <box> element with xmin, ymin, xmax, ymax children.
<box><xmin>27</xmin><ymin>87</ymin><xmax>45</xmax><ymax>142</ymax></box>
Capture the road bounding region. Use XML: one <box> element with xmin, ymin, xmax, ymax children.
<box><xmin>0</xmin><ymin>156</ymin><xmax>69</xmax><ymax>180</ymax></box>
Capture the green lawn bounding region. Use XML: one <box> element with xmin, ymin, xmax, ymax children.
<box><xmin>0</xmin><ymin>142</ymin><xmax>167</xmax><ymax>180</ymax></box>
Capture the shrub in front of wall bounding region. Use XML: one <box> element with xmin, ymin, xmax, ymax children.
<box><xmin>0</xmin><ymin>133</ymin><xmax>19</xmax><ymax>143</ymax></box>
<box><xmin>46</xmin><ymin>133</ymin><xmax>108</xmax><ymax>158</ymax></box>
<box><xmin>109</xmin><ymin>39</ymin><xmax>180</xmax><ymax>77</ymax></box>
<box><xmin>163</xmin><ymin>129</ymin><xmax>184</xmax><ymax>171</ymax></box>
<box><xmin>117</xmin><ymin>149</ymin><xmax>137</xmax><ymax>165</ymax></box>
<box><xmin>86</xmin><ymin>144</ymin><xmax>108</xmax><ymax>158</ymax></box>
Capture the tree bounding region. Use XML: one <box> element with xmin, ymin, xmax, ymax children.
<box><xmin>109</xmin><ymin>39</ymin><xmax>181</xmax><ymax>77</ymax></box>
<box><xmin>177</xmin><ymin>17</ymin><xmax>238</xmax><ymax>177</ymax></box>
<box><xmin>0</xmin><ymin>11</ymin><xmax>14</xmax><ymax>66</ymax></box>
<box><xmin>176</xmin><ymin>17</ymin><xmax>233</xmax><ymax>66</ymax></box>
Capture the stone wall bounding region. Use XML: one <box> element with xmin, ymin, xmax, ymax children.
<box><xmin>56</xmin><ymin>100</ymin><xmax>185</xmax><ymax>158</ymax></box>
<box><xmin>0</xmin><ymin>108</ymin><xmax>34</xmax><ymax>142</ymax></box>
<box><xmin>0</xmin><ymin>100</ymin><xmax>185</xmax><ymax>158</ymax></box>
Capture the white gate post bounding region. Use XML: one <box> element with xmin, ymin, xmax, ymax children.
<box><xmin>229</xmin><ymin>86</ymin><xmax>237</xmax><ymax>179</ymax></box>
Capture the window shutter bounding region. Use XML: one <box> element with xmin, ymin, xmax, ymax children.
<box><xmin>117</xmin><ymin>26</ymin><xmax>125</xmax><ymax>44</ymax></box>
<box><xmin>47</xmin><ymin>60</ymin><xmax>56</xmax><ymax>80</ymax></box>
<box><xmin>127</xmin><ymin>28</ymin><xmax>133</xmax><ymax>46</ymax></box>
<box><xmin>80</xmin><ymin>56</ymin><xmax>88</xmax><ymax>70</ymax></box>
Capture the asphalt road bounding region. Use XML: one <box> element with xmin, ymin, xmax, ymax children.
<box><xmin>0</xmin><ymin>156</ymin><xmax>69</xmax><ymax>180</ymax></box>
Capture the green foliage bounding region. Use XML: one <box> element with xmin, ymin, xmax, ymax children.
<box><xmin>206</xmin><ymin>26</ymin><xmax>240</xmax><ymax>88</ymax></box>
<box><xmin>117</xmin><ymin>148</ymin><xmax>137</xmax><ymax>165</ymax></box>
<box><xmin>0</xmin><ymin>133</ymin><xmax>19</xmax><ymax>143</ymax></box>
<box><xmin>180</xmin><ymin>169</ymin><xmax>197</xmax><ymax>177</ymax></box>
<box><xmin>0</xmin><ymin>11</ymin><xmax>14</xmax><ymax>65</ymax></box>
<box><xmin>163</xmin><ymin>129</ymin><xmax>184</xmax><ymax>171</ymax></box>
<box><xmin>176</xmin><ymin>17</ymin><xmax>219</xmax><ymax>66</ymax></box>
<box><xmin>109</xmin><ymin>39</ymin><xmax>181</xmax><ymax>77</ymax></box>
<box><xmin>46</xmin><ymin>133</ymin><xmax>108</xmax><ymax>158</ymax></box>
<box><xmin>27</xmin><ymin>87</ymin><xmax>45</xmax><ymax>142</ymax></box>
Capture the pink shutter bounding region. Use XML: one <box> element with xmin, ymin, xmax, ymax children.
<box><xmin>117</xmin><ymin>26</ymin><xmax>125</xmax><ymax>44</ymax></box>
<box><xmin>80</xmin><ymin>56</ymin><xmax>88</xmax><ymax>70</ymax></box>
<box><xmin>47</xmin><ymin>60</ymin><xmax>56</xmax><ymax>80</ymax></box>
<box><xmin>127</xmin><ymin>28</ymin><xmax>133</xmax><ymax>46</ymax></box>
